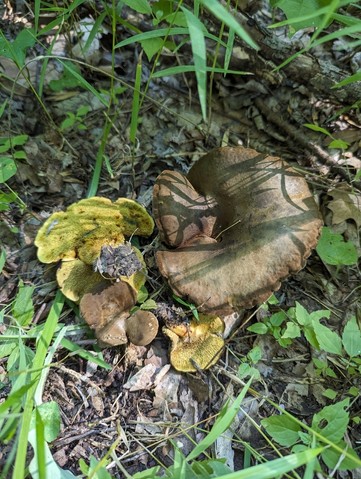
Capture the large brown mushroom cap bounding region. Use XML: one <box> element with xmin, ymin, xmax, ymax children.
<box><xmin>154</xmin><ymin>147</ymin><xmax>322</xmax><ymax>314</ymax></box>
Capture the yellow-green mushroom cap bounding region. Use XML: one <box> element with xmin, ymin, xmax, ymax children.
<box><xmin>56</xmin><ymin>259</ymin><xmax>106</xmax><ymax>302</ymax></box>
<box><xmin>163</xmin><ymin>314</ymin><xmax>225</xmax><ymax>372</ymax></box>
<box><xmin>35</xmin><ymin>197</ymin><xmax>154</xmax><ymax>264</ymax></box>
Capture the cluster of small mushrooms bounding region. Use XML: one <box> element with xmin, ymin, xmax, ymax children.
<box><xmin>35</xmin><ymin>147</ymin><xmax>323</xmax><ymax>372</ymax></box>
<box><xmin>35</xmin><ymin>197</ymin><xmax>159</xmax><ymax>347</ymax></box>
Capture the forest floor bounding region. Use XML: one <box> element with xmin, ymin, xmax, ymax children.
<box><xmin>0</xmin><ymin>1</ymin><xmax>361</xmax><ymax>477</ymax></box>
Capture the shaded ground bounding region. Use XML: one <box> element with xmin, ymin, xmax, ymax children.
<box><xmin>1</xmin><ymin>1</ymin><xmax>361</xmax><ymax>477</ymax></box>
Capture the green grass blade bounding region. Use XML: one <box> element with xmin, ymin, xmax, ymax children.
<box><xmin>59</xmin><ymin>59</ymin><xmax>108</xmax><ymax>107</ymax></box>
<box><xmin>224</xmin><ymin>27</ymin><xmax>235</xmax><ymax>73</ymax></box>
<box><xmin>152</xmin><ymin>66</ymin><xmax>252</xmax><ymax>77</ymax></box>
<box><xmin>115</xmin><ymin>28</ymin><xmax>189</xmax><ymax>48</ymax></box>
<box><xmin>130</xmin><ymin>53</ymin><xmax>143</xmax><ymax>146</ymax></box>
<box><xmin>187</xmin><ymin>377</ymin><xmax>253</xmax><ymax>461</ymax></box>
<box><xmin>87</xmin><ymin>120</ymin><xmax>112</xmax><ymax>197</ymax></box>
<box><xmin>200</xmin><ymin>0</ymin><xmax>258</xmax><ymax>50</ymax></box>
<box><xmin>332</xmin><ymin>71</ymin><xmax>361</xmax><ymax>88</ymax></box>
<box><xmin>12</xmin><ymin>291</ymin><xmax>64</xmax><ymax>479</ymax></box>
<box><xmin>217</xmin><ymin>447</ymin><xmax>324</xmax><ymax>479</ymax></box>
<box><xmin>0</xmin><ymin>247</ymin><xmax>6</xmax><ymax>273</ymax></box>
<box><xmin>35</xmin><ymin>408</ymin><xmax>46</xmax><ymax>479</ymax></box>
<box><xmin>60</xmin><ymin>337</ymin><xmax>112</xmax><ymax>370</ymax></box>
<box><xmin>181</xmin><ymin>7</ymin><xmax>207</xmax><ymax>120</ymax></box>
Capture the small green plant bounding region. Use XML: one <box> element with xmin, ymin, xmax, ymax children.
<box><xmin>262</xmin><ymin>398</ymin><xmax>360</xmax><ymax>471</ymax></box>
<box><xmin>270</xmin><ymin>0</ymin><xmax>361</xmax><ymax>78</ymax></box>
<box><xmin>304</xmin><ymin>123</ymin><xmax>350</xmax><ymax>150</ymax></box>
<box><xmin>60</xmin><ymin>105</ymin><xmax>91</xmax><ymax>132</ymax></box>
<box><xmin>173</xmin><ymin>294</ymin><xmax>200</xmax><ymax>320</ymax></box>
<box><xmin>0</xmin><ymin>132</ymin><xmax>28</xmax><ymax>183</ymax></box>
<box><xmin>238</xmin><ymin>345</ymin><xmax>262</xmax><ymax>380</ymax></box>
<box><xmin>249</xmin><ymin>301</ymin><xmax>361</xmax><ymax>358</ymax></box>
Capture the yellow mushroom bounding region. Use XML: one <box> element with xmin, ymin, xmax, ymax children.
<box><xmin>163</xmin><ymin>314</ymin><xmax>225</xmax><ymax>372</ymax></box>
<box><xmin>35</xmin><ymin>197</ymin><xmax>154</xmax><ymax>264</ymax></box>
<box><xmin>56</xmin><ymin>259</ymin><xmax>105</xmax><ymax>302</ymax></box>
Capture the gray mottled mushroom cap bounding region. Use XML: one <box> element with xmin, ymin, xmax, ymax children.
<box><xmin>153</xmin><ymin>146</ymin><xmax>323</xmax><ymax>314</ymax></box>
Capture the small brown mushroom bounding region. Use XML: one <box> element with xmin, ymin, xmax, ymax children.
<box><xmin>126</xmin><ymin>310</ymin><xmax>159</xmax><ymax>346</ymax></box>
<box><xmin>153</xmin><ymin>146</ymin><xmax>322</xmax><ymax>314</ymax></box>
<box><xmin>163</xmin><ymin>314</ymin><xmax>225</xmax><ymax>372</ymax></box>
<box><xmin>80</xmin><ymin>281</ymin><xmax>158</xmax><ymax>347</ymax></box>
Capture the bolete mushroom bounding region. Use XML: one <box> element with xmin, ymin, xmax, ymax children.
<box><xmin>56</xmin><ymin>259</ymin><xmax>105</xmax><ymax>302</ymax></box>
<box><xmin>163</xmin><ymin>314</ymin><xmax>225</xmax><ymax>372</ymax></box>
<box><xmin>153</xmin><ymin>146</ymin><xmax>322</xmax><ymax>314</ymax></box>
<box><xmin>80</xmin><ymin>281</ymin><xmax>159</xmax><ymax>347</ymax></box>
<box><xmin>35</xmin><ymin>197</ymin><xmax>154</xmax><ymax>265</ymax></box>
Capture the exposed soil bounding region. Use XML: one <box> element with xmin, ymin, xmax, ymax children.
<box><xmin>1</xmin><ymin>1</ymin><xmax>361</xmax><ymax>477</ymax></box>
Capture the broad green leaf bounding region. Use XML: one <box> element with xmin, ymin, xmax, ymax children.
<box><xmin>0</xmin><ymin>157</ymin><xmax>17</xmax><ymax>183</ymax></box>
<box><xmin>270</xmin><ymin>311</ymin><xmax>287</xmax><ymax>326</ymax></box>
<box><xmin>132</xmin><ymin>466</ymin><xmax>161</xmax><ymax>479</ymax></box>
<box><xmin>270</xmin><ymin>0</ymin><xmax>332</xmax><ymax>32</ymax></box>
<box><xmin>316</xmin><ymin>226</ymin><xmax>358</xmax><ymax>266</ymax></box>
<box><xmin>282</xmin><ymin>322</ymin><xmax>301</xmax><ymax>339</ymax></box>
<box><xmin>322</xmin><ymin>389</ymin><xmax>338</xmax><ymax>400</ymax></box>
<box><xmin>13</xmin><ymin>150</ymin><xmax>27</xmax><ymax>159</ymax></box>
<box><xmin>12</xmin><ymin>280</ymin><xmax>35</xmax><ymax>326</ymax></box>
<box><xmin>0</xmin><ymin>338</ymin><xmax>17</xmax><ymax>359</ymax></box>
<box><xmin>312</xmin><ymin>398</ymin><xmax>349</xmax><ymax>443</ymax></box>
<box><xmin>328</xmin><ymin>139</ymin><xmax>350</xmax><ymax>149</ymax></box>
<box><xmin>248</xmin><ymin>346</ymin><xmax>262</xmax><ymax>363</ymax></box>
<box><xmin>295</xmin><ymin>302</ymin><xmax>311</xmax><ymax>326</ymax></box>
<box><xmin>342</xmin><ymin>316</ymin><xmax>361</xmax><ymax>357</ymax></box>
<box><xmin>0</xmin><ymin>28</ymin><xmax>36</xmax><ymax>66</ymax></box>
<box><xmin>32</xmin><ymin>402</ymin><xmax>61</xmax><ymax>442</ymax></box>
<box><xmin>0</xmin><ymin>140</ymin><xmax>11</xmax><ymax>153</ymax></box>
<box><xmin>309</xmin><ymin>309</ymin><xmax>330</xmax><ymax>322</ymax></box>
<box><xmin>304</xmin><ymin>326</ymin><xmax>319</xmax><ymax>349</ymax></box>
<box><xmin>122</xmin><ymin>0</ymin><xmax>152</xmax><ymax>14</ymax></box>
<box><xmin>247</xmin><ymin>323</ymin><xmax>268</xmax><ymax>334</ymax></box>
<box><xmin>262</xmin><ymin>414</ymin><xmax>301</xmax><ymax>447</ymax></box>
<box><xmin>140</xmin><ymin>299</ymin><xmax>157</xmax><ymax>310</ymax></box>
<box><xmin>137</xmin><ymin>285</ymin><xmax>148</xmax><ymax>303</ymax></box>
<box><xmin>313</xmin><ymin>320</ymin><xmax>342</xmax><ymax>355</ymax></box>
<box><xmin>322</xmin><ymin>440</ymin><xmax>361</xmax><ymax>470</ymax></box>
<box><xmin>141</xmin><ymin>37</ymin><xmax>164</xmax><ymax>61</ymax></box>
<box><xmin>11</xmin><ymin>134</ymin><xmax>28</xmax><ymax>147</ymax></box>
